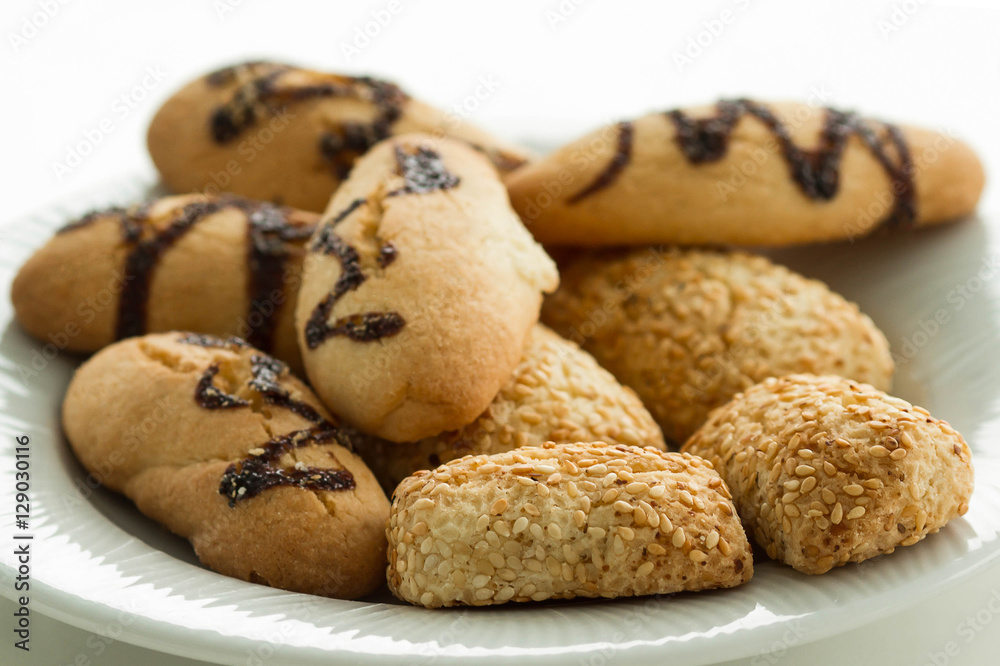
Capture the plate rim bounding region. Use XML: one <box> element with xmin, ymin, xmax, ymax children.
<box><xmin>2</xmin><ymin>179</ymin><xmax>1000</xmax><ymax>665</ymax></box>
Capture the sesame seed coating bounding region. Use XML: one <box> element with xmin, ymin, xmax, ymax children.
<box><xmin>360</xmin><ymin>325</ymin><xmax>665</xmax><ymax>490</ymax></box>
<box><xmin>683</xmin><ymin>374</ymin><xmax>974</xmax><ymax>574</ymax></box>
<box><xmin>387</xmin><ymin>441</ymin><xmax>753</xmax><ymax>607</ymax></box>
<box><xmin>541</xmin><ymin>248</ymin><xmax>894</xmax><ymax>444</ymax></box>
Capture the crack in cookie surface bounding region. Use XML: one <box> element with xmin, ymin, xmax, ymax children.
<box><xmin>176</xmin><ymin>334</ymin><xmax>357</xmax><ymax>506</ymax></box>
<box><xmin>304</xmin><ymin>192</ymin><xmax>407</xmax><ymax>349</ymax></box>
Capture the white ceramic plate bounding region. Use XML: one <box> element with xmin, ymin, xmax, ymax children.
<box><xmin>2</xmin><ymin>182</ymin><xmax>1000</xmax><ymax>666</ymax></box>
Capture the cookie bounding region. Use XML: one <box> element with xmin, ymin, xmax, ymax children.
<box><xmin>541</xmin><ymin>248</ymin><xmax>893</xmax><ymax>444</ymax></box>
<box><xmin>359</xmin><ymin>325</ymin><xmax>665</xmax><ymax>491</ymax></box>
<box><xmin>295</xmin><ymin>133</ymin><xmax>559</xmax><ymax>442</ymax></box>
<box><xmin>148</xmin><ymin>61</ymin><xmax>532</xmax><ymax>212</ymax></box>
<box><xmin>505</xmin><ymin>100</ymin><xmax>984</xmax><ymax>246</ymax></box>
<box><xmin>387</xmin><ymin>442</ymin><xmax>753</xmax><ymax>607</ymax></box>
<box><xmin>682</xmin><ymin>374</ymin><xmax>974</xmax><ymax>574</ymax></box>
<box><xmin>62</xmin><ymin>332</ymin><xmax>389</xmax><ymax>599</ymax></box>
<box><xmin>11</xmin><ymin>194</ymin><xmax>316</xmax><ymax>374</ymax></box>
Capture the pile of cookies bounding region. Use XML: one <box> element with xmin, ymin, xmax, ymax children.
<box><xmin>11</xmin><ymin>61</ymin><xmax>982</xmax><ymax>608</ymax></box>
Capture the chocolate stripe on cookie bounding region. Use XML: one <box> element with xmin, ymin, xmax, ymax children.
<box><xmin>57</xmin><ymin>207</ymin><xmax>127</xmax><ymax>235</ymax></box>
<box><xmin>219</xmin><ymin>423</ymin><xmax>356</xmax><ymax>506</ymax></box>
<box><xmin>205</xmin><ymin>60</ymin><xmax>271</xmax><ymax>87</ymax></box>
<box><xmin>183</xmin><ymin>335</ymin><xmax>328</xmax><ymax>424</ymax></box>
<box><xmin>195</xmin><ymin>363</ymin><xmax>249</xmax><ymax>409</ymax></box>
<box><xmin>305</xmin><ymin>216</ymin><xmax>405</xmax><ymax>349</ymax></box>
<box><xmin>388</xmin><ymin>145</ymin><xmax>461</xmax><ymax>196</ymax></box>
<box><xmin>107</xmin><ymin>197</ymin><xmax>311</xmax><ymax>350</ymax></box>
<box><xmin>206</xmin><ymin>61</ymin><xmax>408</xmax><ymax>181</ymax></box>
<box><xmin>306</xmin><ymin>294</ymin><xmax>405</xmax><ymax>347</ymax></box>
<box><xmin>244</xmin><ymin>202</ymin><xmax>315</xmax><ymax>352</ymax></box>
<box><xmin>377</xmin><ymin>242</ymin><xmax>398</xmax><ymax>268</ymax></box>
<box><xmin>318</xmin><ymin>77</ymin><xmax>405</xmax><ymax>178</ymax></box>
<box><xmin>666</xmin><ymin>99</ymin><xmax>916</xmax><ymax>228</ymax></box>
<box><xmin>465</xmin><ymin>141</ymin><xmax>529</xmax><ymax>172</ymax></box>
<box><xmin>321</xmin><ymin>312</ymin><xmax>406</xmax><ymax>342</ymax></box>
<box><xmin>178</xmin><ymin>333</ymin><xmax>249</xmax><ymax>350</ymax></box>
<box><xmin>246</xmin><ymin>353</ymin><xmax>326</xmax><ymax>423</ymax></box>
<box><xmin>310</xmin><ymin>226</ymin><xmax>366</xmax><ymax>298</ymax></box>
<box><xmin>863</xmin><ymin>123</ymin><xmax>916</xmax><ymax>230</ymax></box>
<box><xmin>210</xmin><ymin>65</ymin><xmax>288</xmax><ymax>142</ymax></box>
<box><xmin>567</xmin><ymin>121</ymin><xmax>634</xmax><ymax>203</ymax></box>
<box><xmin>56</xmin><ymin>201</ymin><xmax>153</xmax><ymax>236</ymax></box>
<box><xmin>330</xmin><ymin>197</ymin><xmax>367</xmax><ymax>226</ymax></box>
<box><xmin>302</xmin><ymin>143</ymin><xmax>457</xmax><ymax>349</ymax></box>
<box><xmin>116</xmin><ymin>200</ymin><xmax>224</xmax><ymax>340</ymax></box>
<box><xmin>176</xmin><ymin>333</ymin><xmax>358</xmax><ymax>506</ymax></box>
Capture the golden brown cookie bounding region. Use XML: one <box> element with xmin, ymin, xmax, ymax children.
<box><xmin>359</xmin><ymin>325</ymin><xmax>665</xmax><ymax>491</ymax></box>
<box><xmin>541</xmin><ymin>248</ymin><xmax>893</xmax><ymax>444</ymax></box>
<box><xmin>506</xmin><ymin>100</ymin><xmax>984</xmax><ymax>246</ymax></box>
<box><xmin>682</xmin><ymin>374</ymin><xmax>974</xmax><ymax>574</ymax></box>
<box><xmin>11</xmin><ymin>194</ymin><xmax>316</xmax><ymax>374</ymax></box>
<box><xmin>295</xmin><ymin>133</ymin><xmax>558</xmax><ymax>442</ymax></box>
<box><xmin>387</xmin><ymin>442</ymin><xmax>753</xmax><ymax>607</ymax></box>
<box><xmin>62</xmin><ymin>332</ymin><xmax>389</xmax><ymax>599</ymax></box>
<box><xmin>149</xmin><ymin>61</ymin><xmax>531</xmax><ymax>212</ymax></box>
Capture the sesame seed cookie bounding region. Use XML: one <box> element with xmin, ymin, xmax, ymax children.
<box><xmin>682</xmin><ymin>374</ymin><xmax>974</xmax><ymax>574</ymax></box>
<box><xmin>387</xmin><ymin>442</ymin><xmax>753</xmax><ymax>607</ymax></box>
<box><xmin>295</xmin><ymin>133</ymin><xmax>558</xmax><ymax>442</ymax></box>
<box><xmin>505</xmin><ymin>100</ymin><xmax>983</xmax><ymax>246</ymax></box>
<box><xmin>149</xmin><ymin>61</ymin><xmax>531</xmax><ymax>212</ymax></box>
<box><xmin>541</xmin><ymin>247</ymin><xmax>894</xmax><ymax>444</ymax></box>
<box><xmin>63</xmin><ymin>332</ymin><xmax>389</xmax><ymax>599</ymax></box>
<box><xmin>360</xmin><ymin>325</ymin><xmax>665</xmax><ymax>491</ymax></box>
<box><xmin>11</xmin><ymin>193</ymin><xmax>316</xmax><ymax>375</ymax></box>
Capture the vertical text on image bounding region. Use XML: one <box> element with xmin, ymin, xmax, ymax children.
<box><xmin>11</xmin><ymin>434</ymin><xmax>32</xmax><ymax>652</ymax></box>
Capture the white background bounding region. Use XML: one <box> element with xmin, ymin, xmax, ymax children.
<box><xmin>2</xmin><ymin>0</ymin><xmax>1000</xmax><ymax>664</ymax></box>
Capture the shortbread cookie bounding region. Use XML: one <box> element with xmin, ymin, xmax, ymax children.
<box><xmin>683</xmin><ymin>374</ymin><xmax>974</xmax><ymax>574</ymax></box>
<box><xmin>506</xmin><ymin>100</ymin><xmax>984</xmax><ymax>246</ymax></box>
<box><xmin>387</xmin><ymin>442</ymin><xmax>753</xmax><ymax>607</ymax></box>
<box><xmin>542</xmin><ymin>248</ymin><xmax>893</xmax><ymax>444</ymax></box>
<box><xmin>149</xmin><ymin>61</ymin><xmax>532</xmax><ymax>212</ymax></box>
<box><xmin>295</xmin><ymin>133</ymin><xmax>558</xmax><ymax>442</ymax></box>
<box><xmin>360</xmin><ymin>325</ymin><xmax>665</xmax><ymax>490</ymax></box>
<box><xmin>12</xmin><ymin>194</ymin><xmax>316</xmax><ymax>373</ymax></box>
<box><xmin>62</xmin><ymin>332</ymin><xmax>389</xmax><ymax>598</ymax></box>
